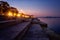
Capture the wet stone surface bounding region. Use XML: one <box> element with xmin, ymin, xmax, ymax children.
<box><xmin>22</xmin><ymin>24</ymin><xmax>49</xmax><ymax>40</ymax></box>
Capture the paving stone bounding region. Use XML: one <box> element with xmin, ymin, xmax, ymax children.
<box><xmin>23</xmin><ymin>24</ymin><xmax>49</xmax><ymax>40</ymax></box>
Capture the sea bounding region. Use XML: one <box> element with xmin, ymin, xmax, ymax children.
<box><xmin>39</xmin><ymin>18</ymin><xmax>60</xmax><ymax>34</ymax></box>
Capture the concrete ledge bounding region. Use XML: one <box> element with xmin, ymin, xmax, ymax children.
<box><xmin>31</xmin><ymin>19</ymin><xmax>47</xmax><ymax>29</ymax></box>
<box><xmin>39</xmin><ymin>21</ymin><xmax>47</xmax><ymax>28</ymax></box>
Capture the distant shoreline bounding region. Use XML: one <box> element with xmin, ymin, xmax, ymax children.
<box><xmin>38</xmin><ymin>17</ymin><xmax>60</xmax><ymax>18</ymax></box>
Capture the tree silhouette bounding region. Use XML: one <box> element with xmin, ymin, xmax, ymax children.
<box><xmin>0</xmin><ymin>1</ymin><xmax>10</xmax><ymax>14</ymax></box>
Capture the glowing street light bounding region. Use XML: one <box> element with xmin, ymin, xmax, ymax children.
<box><xmin>14</xmin><ymin>13</ymin><xmax>16</xmax><ymax>16</ymax></box>
<box><xmin>8</xmin><ymin>11</ymin><xmax>13</xmax><ymax>16</ymax></box>
<box><xmin>17</xmin><ymin>13</ymin><xmax>21</xmax><ymax>17</ymax></box>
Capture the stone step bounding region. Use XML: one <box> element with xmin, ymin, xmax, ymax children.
<box><xmin>0</xmin><ymin>21</ymin><xmax>31</xmax><ymax>40</ymax></box>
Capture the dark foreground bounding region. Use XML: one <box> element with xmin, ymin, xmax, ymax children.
<box><xmin>0</xmin><ymin>18</ymin><xmax>60</xmax><ymax>40</ymax></box>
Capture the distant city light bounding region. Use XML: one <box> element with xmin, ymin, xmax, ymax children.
<box><xmin>14</xmin><ymin>13</ymin><xmax>16</xmax><ymax>16</ymax></box>
<box><xmin>25</xmin><ymin>15</ymin><xmax>29</xmax><ymax>18</ymax></box>
<box><xmin>17</xmin><ymin>13</ymin><xmax>21</xmax><ymax>17</ymax></box>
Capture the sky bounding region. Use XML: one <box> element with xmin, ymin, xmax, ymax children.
<box><xmin>1</xmin><ymin>0</ymin><xmax>60</xmax><ymax>17</ymax></box>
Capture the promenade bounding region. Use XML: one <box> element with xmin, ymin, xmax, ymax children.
<box><xmin>0</xmin><ymin>18</ymin><xmax>58</xmax><ymax>40</ymax></box>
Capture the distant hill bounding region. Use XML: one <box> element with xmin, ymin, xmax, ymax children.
<box><xmin>38</xmin><ymin>16</ymin><xmax>60</xmax><ymax>18</ymax></box>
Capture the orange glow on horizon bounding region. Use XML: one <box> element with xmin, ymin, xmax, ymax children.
<box><xmin>25</xmin><ymin>15</ymin><xmax>29</xmax><ymax>18</ymax></box>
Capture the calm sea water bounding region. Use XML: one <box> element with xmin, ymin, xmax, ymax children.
<box><xmin>39</xmin><ymin>18</ymin><xmax>60</xmax><ymax>34</ymax></box>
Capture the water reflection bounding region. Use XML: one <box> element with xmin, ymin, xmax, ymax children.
<box><xmin>39</xmin><ymin>18</ymin><xmax>60</xmax><ymax>34</ymax></box>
